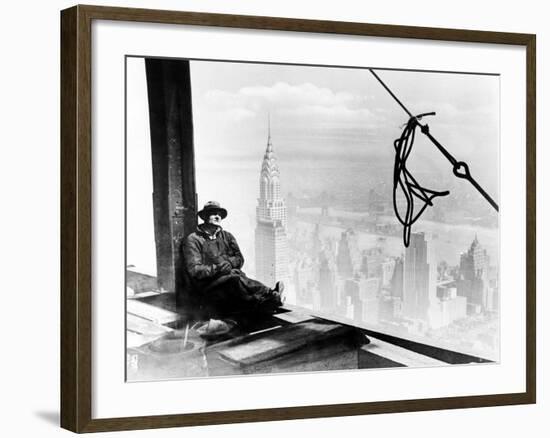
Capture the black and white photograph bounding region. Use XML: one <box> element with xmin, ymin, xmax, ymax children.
<box><xmin>125</xmin><ymin>57</ymin><xmax>500</xmax><ymax>381</ymax></box>
<box><xmin>3</xmin><ymin>0</ymin><xmax>544</xmax><ymax>435</ymax></box>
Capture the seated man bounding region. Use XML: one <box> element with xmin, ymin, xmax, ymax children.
<box><xmin>183</xmin><ymin>201</ymin><xmax>284</xmax><ymax>320</ymax></box>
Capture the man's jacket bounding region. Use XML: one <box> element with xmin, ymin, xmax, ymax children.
<box><xmin>183</xmin><ymin>225</ymin><xmax>244</xmax><ymax>287</ymax></box>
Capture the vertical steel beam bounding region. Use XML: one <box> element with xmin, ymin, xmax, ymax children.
<box><xmin>145</xmin><ymin>58</ymin><xmax>196</xmax><ymax>292</ymax></box>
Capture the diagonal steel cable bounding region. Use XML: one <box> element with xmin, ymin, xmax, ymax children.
<box><xmin>369</xmin><ymin>68</ymin><xmax>499</xmax><ymax>210</ymax></box>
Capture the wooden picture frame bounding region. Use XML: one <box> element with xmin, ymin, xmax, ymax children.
<box><xmin>60</xmin><ymin>4</ymin><xmax>536</xmax><ymax>433</ymax></box>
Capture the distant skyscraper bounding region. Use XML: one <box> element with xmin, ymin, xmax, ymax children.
<box><xmin>294</xmin><ymin>256</ymin><xmax>316</xmax><ymax>305</ymax></box>
<box><xmin>403</xmin><ymin>232</ymin><xmax>436</xmax><ymax>321</ymax></box>
<box><xmin>336</xmin><ymin>229</ymin><xmax>359</xmax><ymax>279</ymax></box>
<box><xmin>380</xmin><ymin>258</ymin><xmax>397</xmax><ymax>288</ymax></box>
<box><xmin>390</xmin><ymin>256</ymin><xmax>404</xmax><ymax>299</ymax></box>
<box><xmin>359</xmin><ymin>247</ymin><xmax>384</xmax><ymax>279</ymax></box>
<box><xmin>360</xmin><ymin>277</ymin><xmax>380</xmax><ymax>324</ymax></box>
<box><xmin>255</xmin><ymin>119</ymin><xmax>289</xmax><ymax>287</ymax></box>
<box><xmin>430</xmin><ymin>292</ymin><xmax>467</xmax><ymax>328</ymax></box>
<box><xmin>457</xmin><ymin>235</ymin><xmax>490</xmax><ymax>313</ymax></box>
<box><xmin>318</xmin><ymin>250</ymin><xmax>338</xmax><ymax>310</ymax></box>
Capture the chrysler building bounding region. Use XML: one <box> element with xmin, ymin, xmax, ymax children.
<box><xmin>255</xmin><ymin>120</ymin><xmax>289</xmax><ymax>287</ymax></box>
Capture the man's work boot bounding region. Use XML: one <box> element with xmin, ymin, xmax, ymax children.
<box><xmin>272</xmin><ymin>281</ymin><xmax>285</xmax><ymax>306</ymax></box>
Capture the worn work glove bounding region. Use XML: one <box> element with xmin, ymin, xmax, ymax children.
<box><xmin>216</xmin><ymin>261</ymin><xmax>232</xmax><ymax>275</ymax></box>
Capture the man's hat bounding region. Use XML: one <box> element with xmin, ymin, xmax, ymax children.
<box><xmin>197</xmin><ymin>200</ymin><xmax>228</xmax><ymax>220</ymax></box>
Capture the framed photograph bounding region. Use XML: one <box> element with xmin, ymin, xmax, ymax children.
<box><xmin>60</xmin><ymin>4</ymin><xmax>536</xmax><ymax>433</ymax></box>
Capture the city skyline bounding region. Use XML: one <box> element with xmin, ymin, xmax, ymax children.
<box><xmin>244</xmin><ymin>115</ymin><xmax>499</xmax><ymax>359</ymax></box>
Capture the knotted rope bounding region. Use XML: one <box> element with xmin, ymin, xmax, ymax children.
<box><xmin>369</xmin><ymin>69</ymin><xmax>499</xmax><ymax>247</ymax></box>
<box><xmin>393</xmin><ymin>115</ymin><xmax>450</xmax><ymax>247</ymax></box>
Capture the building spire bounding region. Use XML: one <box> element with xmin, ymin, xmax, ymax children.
<box><xmin>261</xmin><ymin>114</ymin><xmax>279</xmax><ymax>179</ymax></box>
<box><xmin>267</xmin><ymin>112</ymin><xmax>272</xmax><ymax>151</ymax></box>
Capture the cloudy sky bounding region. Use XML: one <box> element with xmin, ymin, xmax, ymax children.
<box><xmin>190</xmin><ymin>60</ymin><xmax>499</xmax><ymax>182</ymax></box>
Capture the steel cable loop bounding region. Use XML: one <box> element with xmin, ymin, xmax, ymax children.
<box><xmin>393</xmin><ymin>118</ymin><xmax>450</xmax><ymax>247</ymax></box>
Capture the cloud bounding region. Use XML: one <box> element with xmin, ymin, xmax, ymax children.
<box><xmin>240</xmin><ymin>82</ymin><xmax>355</xmax><ymax>107</ymax></box>
<box><xmin>201</xmin><ymin>81</ymin><xmax>374</xmax><ymax>123</ymax></box>
<box><xmin>224</xmin><ymin>107</ymin><xmax>256</xmax><ymax>122</ymax></box>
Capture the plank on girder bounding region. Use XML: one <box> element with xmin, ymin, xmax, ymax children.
<box><xmin>362</xmin><ymin>335</ymin><xmax>450</xmax><ymax>367</ymax></box>
<box><xmin>215</xmin><ymin>320</ymin><xmax>354</xmax><ymax>366</ymax></box>
<box><xmin>127</xmin><ymin>313</ymin><xmax>173</xmax><ymax>336</ymax></box>
<box><xmin>127</xmin><ymin>299</ymin><xmax>180</xmax><ymax>325</ymax></box>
